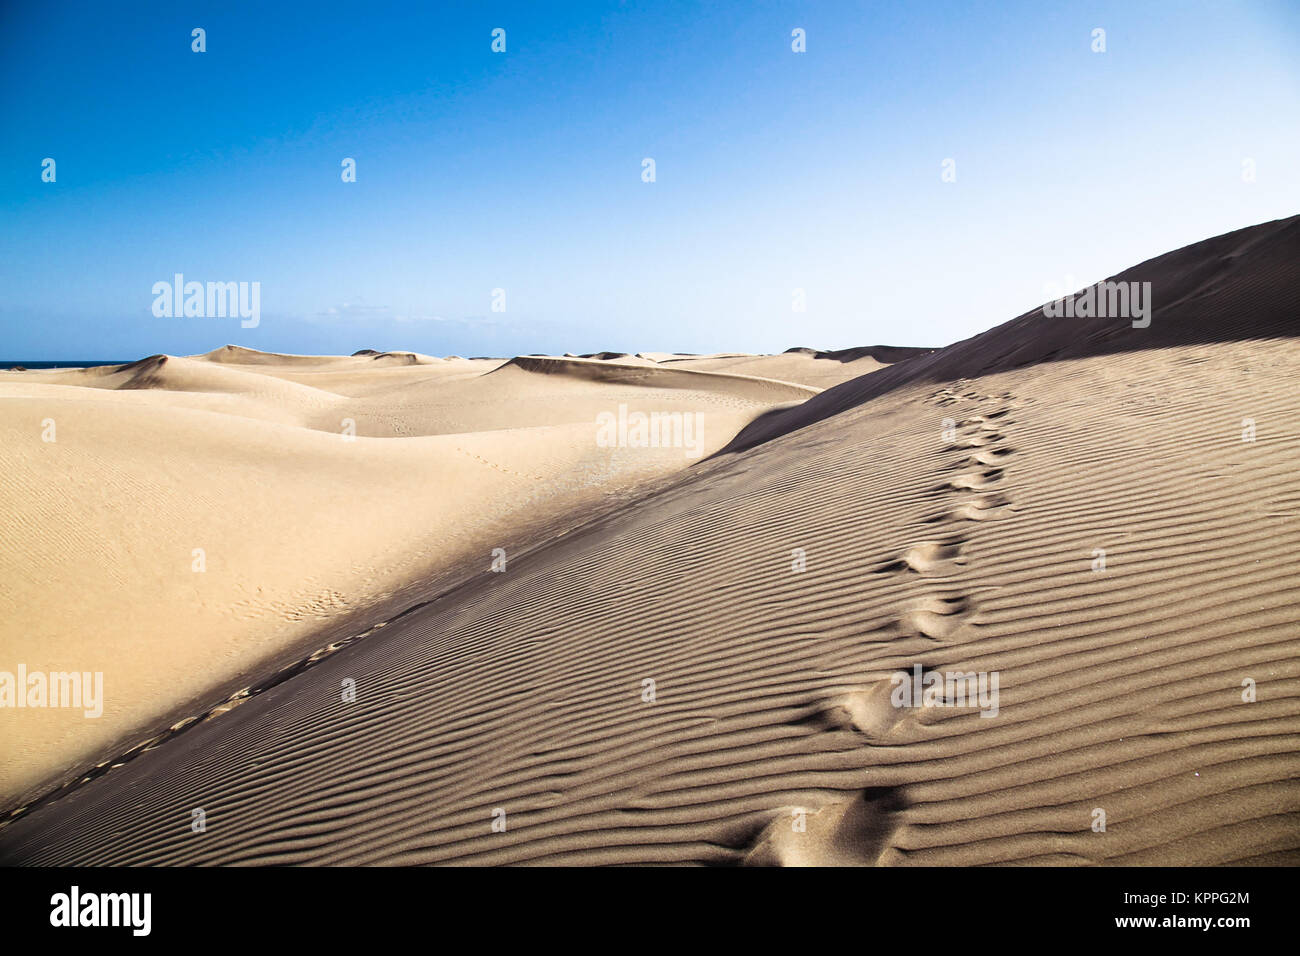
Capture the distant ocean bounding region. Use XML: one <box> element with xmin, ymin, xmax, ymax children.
<box><xmin>1</xmin><ymin>360</ymin><xmax>129</xmax><ymax>370</ymax></box>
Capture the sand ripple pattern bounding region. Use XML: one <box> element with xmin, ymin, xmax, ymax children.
<box><xmin>3</xmin><ymin>332</ymin><xmax>1298</xmax><ymax>866</ymax></box>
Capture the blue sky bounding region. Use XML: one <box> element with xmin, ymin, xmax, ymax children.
<box><xmin>2</xmin><ymin>0</ymin><xmax>1298</xmax><ymax>359</ymax></box>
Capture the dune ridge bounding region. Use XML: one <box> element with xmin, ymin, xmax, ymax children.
<box><xmin>720</xmin><ymin>214</ymin><xmax>1300</xmax><ymax>456</ymax></box>
<box><xmin>496</xmin><ymin>354</ymin><xmax>821</xmax><ymax>401</ymax></box>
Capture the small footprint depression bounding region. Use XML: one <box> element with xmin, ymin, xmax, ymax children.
<box><xmin>945</xmin><ymin>468</ymin><xmax>1004</xmax><ymax>491</ymax></box>
<box><xmin>897</xmin><ymin>593</ymin><xmax>979</xmax><ymax>642</ymax></box>
<box><xmin>873</xmin><ymin>539</ymin><xmax>967</xmax><ymax>576</ymax></box>
<box><xmin>962</xmin><ymin>447</ymin><xmax>1013</xmax><ymax>467</ymax></box>
<box><xmin>923</xmin><ymin>492</ymin><xmax>1016</xmax><ymax>524</ymax></box>
<box><xmin>797</xmin><ymin>677</ymin><xmax>914</xmax><ymax>739</ymax></box>
<box><xmin>744</xmin><ymin>786</ymin><xmax>909</xmax><ymax>866</ymax></box>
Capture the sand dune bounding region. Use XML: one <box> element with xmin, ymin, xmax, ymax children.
<box><xmin>195</xmin><ymin>345</ymin><xmax>440</xmax><ymax>367</ymax></box>
<box><xmin>722</xmin><ymin>215</ymin><xmax>1300</xmax><ymax>455</ymax></box>
<box><xmin>497</xmin><ymin>354</ymin><xmax>820</xmax><ymax>401</ymax></box>
<box><xmin>2</xmin><ymin>216</ymin><xmax>1297</xmax><ymax>865</ymax></box>
<box><xmin>0</xmin><ymin>345</ymin><xmax>888</xmax><ymax>809</ymax></box>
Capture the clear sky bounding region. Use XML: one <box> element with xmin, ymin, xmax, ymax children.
<box><xmin>2</xmin><ymin>0</ymin><xmax>1298</xmax><ymax>359</ymax></box>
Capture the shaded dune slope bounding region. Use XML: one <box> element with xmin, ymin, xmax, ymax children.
<box><xmin>721</xmin><ymin>214</ymin><xmax>1300</xmax><ymax>456</ymax></box>
<box><xmin>3</xmin><ymin>218</ymin><xmax>1298</xmax><ymax>866</ymax></box>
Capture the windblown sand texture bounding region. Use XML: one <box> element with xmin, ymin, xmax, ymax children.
<box><xmin>0</xmin><ymin>344</ymin><xmax>884</xmax><ymax>806</ymax></box>
<box><xmin>1</xmin><ymin>216</ymin><xmax>1297</xmax><ymax>865</ymax></box>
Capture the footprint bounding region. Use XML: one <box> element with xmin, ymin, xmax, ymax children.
<box><xmin>796</xmin><ymin>678</ymin><xmax>910</xmax><ymax>738</ymax></box>
<box><xmin>744</xmin><ymin>787</ymin><xmax>907</xmax><ymax>866</ymax></box>
<box><xmin>922</xmin><ymin>492</ymin><xmax>1015</xmax><ymax>524</ymax></box>
<box><xmin>946</xmin><ymin>468</ymin><xmax>1004</xmax><ymax>491</ymax></box>
<box><xmin>897</xmin><ymin>593</ymin><xmax>978</xmax><ymax>642</ymax></box>
<box><xmin>873</xmin><ymin>539</ymin><xmax>967</xmax><ymax>576</ymax></box>
<box><xmin>958</xmin><ymin>410</ymin><xmax>1011</xmax><ymax>426</ymax></box>
<box><xmin>961</xmin><ymin>447</ymin><xmax>1013</xmax><ymax>467</ymax></box>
